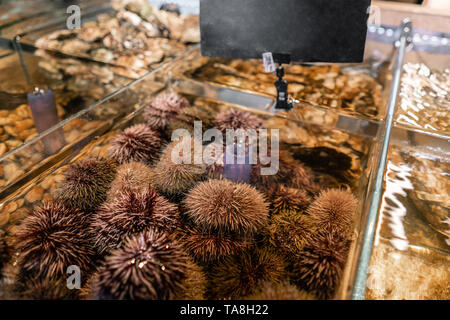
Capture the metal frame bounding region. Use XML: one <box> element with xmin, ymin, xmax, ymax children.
<box><xmin>352</xmin><ymin>19</ymin><xmax>413</xmax><ymax>300</ymax></box>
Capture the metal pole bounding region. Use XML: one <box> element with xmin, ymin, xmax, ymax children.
<box><xmin>12</xmin><ymin>35</ymin><xmax>33</xmax><ymax>87</ymax></box>
<box><xmin>352</xmin><ymin>19</ymin><xmax>412</xmax><ymax>300</ymax></box>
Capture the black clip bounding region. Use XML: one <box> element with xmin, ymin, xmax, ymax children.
<box><xmin>273</xmin><ymin>53</ymin><xmax>293</xmax><ymax>111</ymax></box>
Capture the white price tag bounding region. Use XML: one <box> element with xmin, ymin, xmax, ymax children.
<box><xmin>262</xmin><ymin>52</ymin><xmax>276</xmax><ymax>73</ymax></box>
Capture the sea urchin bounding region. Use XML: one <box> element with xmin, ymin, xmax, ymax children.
<box><xmin>55</xmin><ymin>157</ymin><xmax>117</xmax><ymax>213</ymax></box>
<box><xmin>290</xmin><ymin>232</ymin><xmax>351</xmax><ymax>299</ymax></box>
<box><xmin>213</xmin><ymin>109</ymin><xmax>262</xmax><ymax>133</ymax></box>
<box><xmin>14</xmin><ymin>201</ymin><xmax>94</xmax><ymax>281</ymax></box>
<box><xmin>143</xmin><ymin>93</ymin><xmax>190</xmax><ymax>130</ymax></box>
<box><xmin>91</xmin><ymin>229</ymin><xmax>188</xmax><ymax>300</ymax></box>
<box><xmin>245</xmin><ymin>281</ymin><xmax>316</xmax><ymax>300</ymax></box>
<box><xmin>92</xmin><ymin>188</ymin><xmax>180</xmax><ymax>255</ymax></box>
<box><xmin>184</xmin><ymin>179</ymin><xmax>269</xmax><ymax>234</ymax></box>
<box><xmin>108</xmin><ymin>124</ymin><xmax>163</xmax><ymax>165</ymax></box>
<box><xmin>209</xmin><ymin>248</ymin><xmax>286</xmax><ymax>299</ymax></box>
<box><xmin>264</xmin><ymin>210</ymin><xmax>316</xmax><ymax>255</ymax></box>
<box><xmin>307</xmin><ymin>189</ymin><xmax>358</xmax><ymax>236</ymax></box>
<box><xmin>268</xmin><ymin>185</ymin><xmax>312</xmax><ymax>216</ymax></box>
<box><xmin>151</xmin><ymin>140</ymin><xmax>206</xmax><ymax>198</ymax></box>
<box><xmin>107</xmin><ymin>161</ymin><xmax>154</xmax><ymax>199</ymax></box>
<box><xmin>179</xmin><ymin>224</ymin><xmax>250</xmax><ymax>263</ymax></box>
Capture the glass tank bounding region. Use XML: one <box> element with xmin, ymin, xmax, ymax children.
<box><xmin>0</xmin><ymin>15</ymin><xmax>447</xmax><ymax>300</ymax></box>
<box><xmin>364</xmin><ymin>35</ymin><xmax>450</xmax><ymax>299</ymax></box>
<box><xmin>0</xmin><ymin>50</ymin><xmax>388</xmax><ymax>299</ymax></box>
<box><xmin>0</xmin><ymin>47</ymin><xmax>132</xmax><ymax>164</ymax></box>
<box><xmin>3</xmin><ymin>0</ymin><xmax>200</xmax><ymax>77</ymax></box>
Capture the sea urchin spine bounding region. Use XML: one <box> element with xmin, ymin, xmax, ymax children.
<box><xmin>92</xmin><ymin>188</ymin><xmax>180</xmax><ymax>255</ymax></box>
<box><xmin>143</xmin><ymin>93</ymin><xmax>190</xmax><ymax>130</ymax></box>
<box><xmin>14</xmin><ymin>201</ymin><xmax>94</xmax><ymax>281</ymax></box>
<box><xmin>184</xmin><ymin>179</ymin><xmax>269</xmax><ymax>234</ymax></box>
<box><xmin>55</xmin><ymin>157</ymin><xmax>117</xmax><ymax>213</ymax></box>
<box><xmin>290</xmin><ymin>232</ymin><xmax>351</xmax><ymax>299</ymax></box>
<box><xmin>151</xmin><ymin>140</ymin><xmax>206</xmax><ymax>198</ymax></box>
<box><xmin>108</xmin><ymin>123</ymin><xmax>163</xmax><ymax>165</ymax></box>
<box><xmin>307</xmin><ymin>189</ymin><xmax>358</xmax><ymax>237</ymax></box>
<box><xmin>91</xmin><ymin>229</ymin><xmax>188</xmax><ymax>300</ymax></box>
<box><xmin>213</xmin><ymin>109</ymin><xmax>262</xmax><ymax>133</ymax></box>
<box><xmin>107</xmin><ymin>161</ymin><xmax>154</xmax><ymax>199</ymax></box>
<box><xmin>209</xmin><ymin>248</ymin><xmax>286</xmax><ymax>299</ymax></box>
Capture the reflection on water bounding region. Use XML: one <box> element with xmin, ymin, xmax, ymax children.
<box><xmin>367</xmin><ymin>146</ymin><xmax>450</xmax><ymax>299</ymax></box>
<box><xmin>396</xmin><ymin>63</ymin><xmax>450</xmax><ymax>134</ymax></box>
<box><xmin>377</xmin><ymin>160</ymin><xmax>413</xmax><ymax>251</ymax></box>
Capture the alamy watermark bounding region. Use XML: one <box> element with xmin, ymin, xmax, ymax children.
<box><xmin>66</xmin><ymin>265</ymin><xmax>81</xmax><ymax>290</ymax></box>
<box><xmin>170</xmin><ymin>121</ymin><xmax>280</xmax><ymax>176</ymax></box>
<box><xmin>66</xmin><ymin>5</ymin><xmax>81</xmax><ymax>30</ymax></box>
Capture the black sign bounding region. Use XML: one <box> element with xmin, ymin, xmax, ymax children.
<box><xmin>200</xmin><ymin>0</ymin><xmax>371</xmax><ymax>63</ymax></box>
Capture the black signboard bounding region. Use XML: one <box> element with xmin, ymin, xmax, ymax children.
<box><xmin>200</xmin><ymin>0</ymin><xmax>371</xmax><ymax>63</ymax></box>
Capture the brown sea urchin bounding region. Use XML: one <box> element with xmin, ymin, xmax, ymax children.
<box><xmin>92</xmin><ymin>188</ymin><xmax>180</xmax><ymax>255</ymax></box>
<box><xmin>213</xmin><ymin>109</ymin><xmax>262</xmax><ymax>133</ymax></box>
<box><xmin>173</xmin><ymin>259</ymin><xmax>207</xmax><ymax>300</ymax></box>
<box><xmin>264</xmin><ymin>210</ymin><xmax>316</xmax><ymax>255</ymax></box>
<box><xmin>307</xmin><ymin>189</ymin><xmax>358</xmax><ymax>236</ymax></box>
<box><xmin>209</xmin><ymin>248</ymin><xmax>286</xmax><ymax>299</ymax></box>
<box><xmin>15</xmin><ymin>276</ymin><xmax>79</xmax><ymax>300</ymax></box>
<box><xmin>179</xmin><ymin>225</ymin><xmax>250</xmax><ymax>263</ymax></box>
<box><xmin>14</xmin><ymin>201</ymin><xmax>94</xmax><ymax>280</ymax></box>
<box><xmin>290</xmin><ymin>232</ymin><xmax>351</xmax><ymax>299</ymax></box>
<box><xmin>151</xmin><ymin>140</ymin><xmax>206</xmax><ymax>197</ymax></box>
<box><xmin>169</xmin><ymin>105</ymin><xmax>215</xmax><ymax>133</ymax></box>
<box><xmin>56</xmin><ymin>157</ymin><xmax>117</xmax><ymax>213</ymax></box>
<box><xmin>251</xmin><ymin>150</ymin><xmax>319</xmax><ymax>195</ymax></box>
<box><xmin>108</xmin><ymin>124</ymin><xmax>163</xmax><ymax>165</ymax></box>
<box><xmin>91</xmin><ymin>229</ymin><xmax>188</xmax><ymax>300</ymax></box>
<box><xmin>245</xmin><ymin>281</ymin><xmax>316</xmax><ymax>300</ymax></box>
<box><xmin>184</xmin><ymin>179</ymin><xmax>269</xmax><ymax>234</ymax></box>
<box><xmin>269</xmin><ymin>185</ymin><xmax>312</xmax><ymax>216</ymax></box>
<box><xmin>107</xmin><ymin>161</ymin><xmax>154</xmax><ymax>199</ymax></box>
<box><xmin>143</xmin><ymin>93</ymin><xmax>190</xmax><ymax>130</ymax></box>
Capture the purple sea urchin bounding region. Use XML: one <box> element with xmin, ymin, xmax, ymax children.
<box><xmin>290</xmin><ymin>232</ymin><xmax>351</xmax><ymax>299</ymax></box>
<box><xmin>245</xmin><ymin>281</ymin><xmax>316</xmax><ymax>300</ymax></box>
<box><xmin>144</xmin><ymin>93</ymin><xmax>190</xmax><ymax>130</ymax></box>
<box><xmin>92</xmin><ymin>188</ymin><xmax>180</xmax><ymax>255</ymax></box>
<box><xmin>56</xmin><ymin>157</ymin><xmax>117</xmax><ymax>213</ymax></box>
<box><xmin>179</xmin><ymin>225</ymin><xmax>250</xmax><ymax>263</ymax></box>
<box><xmin>213</xmin><ymin>109</ymin><xmax>262</xmax><ymax>133</ymax></box>
<box><xmin>209</xmin><ymin>248</ymin><xmax>286</xmax><ymax>299</ymax></box>
<box><xmin>14</xmin><ymin>201</ymin><xmax>94</xmax><ymax>280</ymax></box>
<box><xmin>108</xmin><ymin>124</ymin><xmax>163</xmax><ymax>165</ymax></box>
<box><xmin>268</xmin><ymin>185</ymin><xmax>312</xmax><ymax>216</ymax></box>
<box><xmin>91</xmin><ymin>229</ymin><xmax>188</xmax><ymax>300</ymax></box>
<box><xmin>151</xmin><ymin>140</ymin><xmax>206</xmax><ymax>197</ymax></box>
<box><xmin>184</xmin><ymin>179</ymin><xmax>269</xmax><ymax>234</ymax></box>
<box><xmin>107</xmin><ymin>161</ymin><xmax>154</xmax><ymax>199</ymax></box>
<box><xmin>264</xmin><ymin>210</ymin><xmax>316</xmax><ymax>255</ymax></box>
<box><xmin>307</xmin><ymin>189</ymin><xmax>357</xmax><ymax>236</ymax></box>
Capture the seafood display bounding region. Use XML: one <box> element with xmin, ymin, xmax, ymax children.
<box><xmin>0</xmin><ymin>91</ymin><xmax>375</xmax><ymax>300</ymax></box>
<box><xmin>33</xmin><ymin>0</ymin><xmax>199</xmax><ymax>75</ymax></box>
<box><xmin>187</xmin><ymin>58</ymin><xmax>384</xmax><ymax>118</ymax></box>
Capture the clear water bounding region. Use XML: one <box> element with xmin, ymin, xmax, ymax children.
<box><xmin>367</xmin><ymin>146</ymin><xmax>450</xmax><ymax>299</ymax></box>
